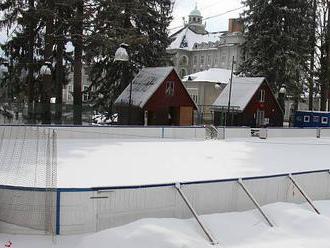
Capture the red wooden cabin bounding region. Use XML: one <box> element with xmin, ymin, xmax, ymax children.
<box><xmin>115</xmin><ymin>67</ymin><xmax>197</xmax><ymax>126</ymax></box>
<box><xmin>212</xmin><ymin>77</ymin><xmax>283</xmax><ymax>127</ymax></box>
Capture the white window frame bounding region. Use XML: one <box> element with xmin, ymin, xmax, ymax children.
<box><xmin>321</xmin><ymin>116</ymin><xmax>328</xmax><ymax>124</ymax></box>
<box><xmin>304</xmin><ymin>115</ymin><xmax>310</xmax><ymax>123</ymax></box>
<box><xmin>187</xmin><ymin>88</ymin><xmax>199</xmax><ymax>105</ymax></box>
<box><xmin>259</xmin><ymin>89</ymin><xmax>266</xmax><ymax>103</ymax></box>
<box><xmin>68</xmin><ymin>85</ymin><xmax>73</xmax><ymax>101</ymax></box>
<box><xmin>193</xmin><ymin>55</ymin><xmax>197</xmax><ymax>65</ymax></box>
<box><xmin>200</xmin><ymin>55</ymin><xmax>205</xmax><ymax>65</ymax></box>
<box><xmin>313</xmin><ymin>116</ymin><xmax>319</xmax><ymax>123</ymax></box>
<box><xmin>165</xmin><ymin>81</ymin><xmax>175</xmax><ymax>96</ymax></box>
<box><xmin>83</xmin><ymin>85</ymin><xmax>89</xmax><ymax>102</ymax></box>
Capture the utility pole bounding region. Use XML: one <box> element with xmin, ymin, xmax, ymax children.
<box><xmin>226</xmin><ymin>56</ymin><xmax>235</xmax><ymax>126</ymax></box>
<box><xmin>309</xmin><ymin>0</ymin><xmax>317</xmax><ymax>110</ymax></box>
<box><xmin>322</xmin><ymin>1</ymin><xmax>330</xmax><ymax>111</ymax></box>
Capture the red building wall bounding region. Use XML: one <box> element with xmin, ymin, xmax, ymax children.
<box><xmin>144</xmin><ymin>70</ymin><xmax>196</xmax><ymax>111</ymax></box>
<box><xmin>241</xmin><ymin>82</ymin><xmax>283</xmax><ymax>127</ymax></box>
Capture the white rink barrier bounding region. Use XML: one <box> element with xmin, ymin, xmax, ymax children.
<box><xmin>1</xmin><ymin>170</ymin><xmax>330</xmax><ymax>236</ymax></box>
<box><xmin>0</xmin><ymin>125</ymin><xmax>206</xmax><ymax>140</ymax></box>
<box><xmin>320</xmin><ymin>128</ymin><xmax>330</xmax><ymax>138</ymax></box>
<box><xmin>265</xmin><ymin>128</ymin><xmax>319</xmax><ymax>138</ymax></box>
<box><xmin>2</xmin><ymin>125</ymin><xmax>330</xmax><ymax>140</ymax></box>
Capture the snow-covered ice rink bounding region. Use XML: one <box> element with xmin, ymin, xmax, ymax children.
<box><xmin>58</xmin><ymin>137</ymin><xmax>330</xmax><ymax>187</ymax></box>
<box><xmin>2</xmin><ymin>134</ymin><xmax>330</xmax><ymax>248</ymax></box>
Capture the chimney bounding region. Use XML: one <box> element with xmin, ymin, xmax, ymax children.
<box><xmin>228</xmin><ymin>18</ymin><xmax>243</xmax><ymax>33</ymax></box>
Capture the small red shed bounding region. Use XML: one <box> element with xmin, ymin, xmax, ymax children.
<box><xmin>114</xmin><ymin>67</ymin><xmax>197</xmax><ymax>126</ymax></box>
<box><xmin>212</xmin><ymin>77</ymin><xmax>283</xmax><ymax>127</ymax></box>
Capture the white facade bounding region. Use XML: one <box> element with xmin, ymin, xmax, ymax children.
<box><xmin>62</xmin><ymin>66</ymin><xmax>91</xmax><ymax>104</ymax></box>
<box><xmin>168</xmin><ymin>7</ymin><xmax>244</xmax><ymax>79</ymax></box>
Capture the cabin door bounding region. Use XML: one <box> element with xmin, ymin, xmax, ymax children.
<box><xmin>256</xmin><ymin>110</ymin><xmax>265</xmax><ymax>127</ymax></box>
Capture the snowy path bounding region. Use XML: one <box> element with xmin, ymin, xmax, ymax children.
<box><xmin>58</xmin><ymin>137</ymin><xmax>330</xmax><ymax>187</ymax></box>
<box><xmin>1</xmin><ymin>200</ymin><xmax>330</xmax><ymax>248</ymax></box>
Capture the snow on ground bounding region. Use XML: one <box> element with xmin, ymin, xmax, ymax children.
<box><xmin>58</xmin><ymin>137</ymin><xmax>330</xmax><ymax>188</ymax></box>
<box><xmin>1</xmin><ymin>200</ymin><xmax>330</xmax><ymax>248</ymax></box>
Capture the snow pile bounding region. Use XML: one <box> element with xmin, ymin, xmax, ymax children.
<box><xmin>2</xmin><ymin>200</ymin><xmax>330</xmax><ymax>247</ymax></box>
<box><xmin>57</xmin><ymin>137</ymin><xmax>330</xmax><ymax>188</ymax></box>
<box><xmin>92</xmin><ymin>113</ymin><xmax>118</xmax><ymax>125</ymax></box>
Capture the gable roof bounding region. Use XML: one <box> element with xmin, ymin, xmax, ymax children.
<box><xmin>182</xmin><ymin>68</ymin><xmax>233</xmax><ymax>84</ymax></box>
<box><xmin>212</xmin><ymin>77</ymin><xmax>265</xmax><ymax>111</ymax></box>
<box><xmin>115</xmin><ymin>67</ymin><xmax>175</xmax><ymax>108</ymax></box>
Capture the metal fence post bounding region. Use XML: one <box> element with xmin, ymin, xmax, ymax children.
<box><xmin>175</xmin><ymin>183</ymin><xmax>219</xmax><ymax>245</ymax></box>
<box><xmin>288</xmin><ymin>174</ymin><xmax>320</xmax><ymax>214</ymax></box>
<box><xmin>238</xmin><ymin>179</ymin><xmax>274</xmax><ymax>227</ymax></box>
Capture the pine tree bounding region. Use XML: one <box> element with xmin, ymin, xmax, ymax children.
<box><xmin>240</xmin><ymin>0</ymin><xmax>315</xmax><ymax>107</ymax></box>
<box><xmin>84</xmin><ymin>0</ymin><xmax>173</xmax><ymax>114</ymax></box>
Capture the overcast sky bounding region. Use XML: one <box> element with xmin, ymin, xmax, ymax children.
<box><xmin>0</xmin><ymin>0</ymin><xmax>243</xmax><ymax>44</ymax></box>
<box><xmin>170</xmin><ymin>0</ymin><xmax>243</xmax><ymax>33</ymax></box>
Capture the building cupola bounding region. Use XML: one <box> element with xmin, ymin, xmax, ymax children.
<box><xmin>188</xmin><ymin>3</ymin><xmax>202</xmax><ymax>25</ymax></box>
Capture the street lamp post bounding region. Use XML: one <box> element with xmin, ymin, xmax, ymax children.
<box><xmin>279</xmin><ymin>85</ymin><xmax>287</xmax><ymax>112</ymax></box>
<box><xmin>226</xmin><ymin>56</ymin><xmax>235</xmax><ymax>127</ymax></box>
<box><xmin>114</xmin><ymin>43</ymin><xmax>131</xmax><ymax>125</ymax></box>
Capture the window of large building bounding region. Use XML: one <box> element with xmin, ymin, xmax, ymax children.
<box><xmin>200</xmin><ymin>55</ymin><xmax>205</xmax><ymax>65</ymax></box>
<box><xmin>179</xmin><ymin>68</ymin><xmax>187</xmax><ymax>79</ymax></box>
<box><xmin>83</xmin><ymin>85</ymin><xmax>90</xmax><ymax>102</ymax></box>
<box><xmin>207</xmin><ymin>55</ymin><xmax>212</xmax><ymax>65</ymax></box>
<box><xmin>187</xmin><ymin>88</ymin><xmax>199</xmax><ymax>104</ymax></box>
<box><xmin>193</xmin><ymin>55</ymin><xmax>197</xmax><ymax>65</ymax></box>
<box><xmin>68</xmin><ymin>85</ymin><xmax>73</xmax><ymax>101</ymax></box>
<box><xmin>179</xmin><ymin>55</ymin><xmax>189</xmax><ymax>66</ymax></box>
<box><xmin>214</xmin><ymin>54</ymin><xmax>219</xmax><ymax>66</ymax></box>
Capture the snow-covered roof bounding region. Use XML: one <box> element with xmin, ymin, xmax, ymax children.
<box><xmin>168</xmin><ymin>27</ymin><xmax>223</xmax><ymax>50</ymax></box>
<box><xmin>182</xmin><ymin>68</ymin><xmax>233</xmax><ymax>84</ymax></box>
<box><xmin>213</xmin><ymin>77</ymin><xmax>265</xmax><ymax>111</ymax></box>
<box><xmin>115</xmin><ymin>67</ymin><xmax>174</xmax><ymax>108</ymax></box>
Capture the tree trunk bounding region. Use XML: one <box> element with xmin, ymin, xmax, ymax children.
<box><xmin>42</xmin><ymin>0</ymin><xmax>55</xmax><ymax>124</ymax></box>
<box><xmin>73</xmin><ymin>0</ymin><xmax>83</xmax><ymax>125</ymax></box>
<box><xmin>321</xmin><ymin>2</ymin><xmax>330</xmax><ymax>111</ymax></box>
<box><xmin>54</xmin><ymin>7</ymin><xmax>64</xmax><ymax>124</ymax></box>
<box><xmin>27</xmin><ymin>0</ymin><xmax>35</xmax><ymax>124</ymax></box>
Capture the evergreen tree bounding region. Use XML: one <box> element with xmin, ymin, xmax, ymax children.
<box><xmin>240</xmin><ymin>0</ymin><xmax>315</xmax><ymax>108</ymax></box>
<box><xmin>84</xmin><ymin>0</ymin><xmax>173</xmax><ymax>114</ymax></box>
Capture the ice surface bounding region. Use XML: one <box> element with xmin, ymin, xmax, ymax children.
<box><xmin>57</xmin><ymin>137</ymin><xmax>330</xmax><ymax>188</ymax></box>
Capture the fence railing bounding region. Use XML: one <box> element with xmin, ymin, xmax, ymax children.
<box><xmin>1</xmin><ymin>169</ymin><xmax>330</xmax><ymax>245</ymax></box>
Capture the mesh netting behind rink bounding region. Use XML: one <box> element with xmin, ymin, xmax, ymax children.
<box><xmin>0</xmin><ymin>126</ymin><xmax>57</xmax><ymax>235</ymax></box>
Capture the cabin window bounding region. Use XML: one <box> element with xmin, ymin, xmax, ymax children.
<box><xmin>259</xmin><ymin>89</ymin><xmax>265</xmax><ymax>102</ymax></box>
<box><xmin>322</xmin><ymin>117</ymin><xmax>328</xmax><ymax>124</ymax></box>
<box><xmin>313</xmin><ymin>116</ymin><xmax>319</xmax><ymax>123</ymax></box>
<box><xmin>166</xmin><ymin>81</ymin><xmax>175</xmax><ymax>96</ymax></box>
<box><xmin>304</xmin><ymin>115</ymin><xmax>310</xmax><ymax>123</ymax></box>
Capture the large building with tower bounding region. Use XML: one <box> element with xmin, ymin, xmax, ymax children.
<box><xmin>167</xmin><ymin>6</ymin><xmax>244</xmax><ymax>78</ymax></box>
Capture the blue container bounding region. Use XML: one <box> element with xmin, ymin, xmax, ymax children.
<box><xmin>294</xmin><ymin>111</ymin><xmax>330</xmax><ymax>128</ymax></box>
